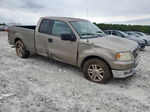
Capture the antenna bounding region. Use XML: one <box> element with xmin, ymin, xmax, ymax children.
<box><xmin>86</xmin><ymin>1</ymin><xmax>89</xmax><ymax>43</ymax></box>
<box><xmin>86</xmin><ymin>1</ymin><xmax>89</xmax><ymax>32</ymax></box>
<box><xmin>86</xmin><ymin>0</ymin><xmax>89</xmax><ymax>20</ymax></box>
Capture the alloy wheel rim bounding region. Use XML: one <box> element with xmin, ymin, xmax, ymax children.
<box><xmin>16</xmin><ymin>43</ymin><xmax>24</xmax><ymax>57</ymax></box>
<box><xmin>87</xmin><ymin>64</ymin><xmax>104</xmax><ymax>82</ymax></box>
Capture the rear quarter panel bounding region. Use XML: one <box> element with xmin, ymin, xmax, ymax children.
<box><xmin>8</xmin><ymin>26</ymin><xmax>36</xmax><ymax>54</ymax></box>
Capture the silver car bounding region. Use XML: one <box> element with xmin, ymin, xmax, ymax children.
<box><xmin>104</xmin><ymin>30</ymin><xmax>146</xmax><ymax>50</ymax></box>
<box><xmin>126</xmin><ymin>31</ymin><xmax>150</xmax><ymax>46</ymax></box>
<box><xmin>136</xmin><ymin>32</ymin><xmax>150</xmax><ymax>37</ymax></box>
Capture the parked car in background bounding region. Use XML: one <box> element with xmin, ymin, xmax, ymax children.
<box><xmin>136</xmin><ymin>32</ymin><xmax>150</xmax><ymax>38</ymax></box>
<box><xmin>146</xmin><ymin>33</ymin><xmax>150</xmax><ymax>36</ymax></box>
<box><xmin>135</xmin><ymin>32</ymin><xmax>149</xmax><ymax>37</ymax></box>
<box><xmin>0</xmin><ymin>26</ymin><xmax>4</xmax><ymax>31</ymax></box>
<box><xmin>104</xmin><ymin>30</ymin><xmax>146</xmax><ymax>50</ymax></box>
<box><xmin>126</xmin><ymin>31</ymin><xmax>150</xmax><ymax>46</ymax></box>
<box><xmin>0</xmin><ymin>25</ymin><xmax>7</xmax><ymax>31</ymax></box>
<box><xmin>7</xmin><ymin>17</ymin><xmax>140</xmax><ymax>84</ymax></box>
<box><xmin>134</xmin><ymin>32</ymin><xmax>150</xmax><ymax>37</ymax></box>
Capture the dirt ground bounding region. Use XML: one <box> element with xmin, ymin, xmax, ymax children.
<box><xmin>0</xmin><ymin>31</ymin><xmax>150</xmax><ymax>112</ymax></box>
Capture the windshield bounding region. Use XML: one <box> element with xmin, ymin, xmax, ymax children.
<box><xmin>119</xmin><ymin>31</ymin><xmax>129</xmax><ymax>37</ymax></box>
<box><xmin>137</xmin><ymin>32</ymin><xmax>145</xmax><ymax>36</ymax></box>
<box><xmin>70</xmin><ymin>21</ymin><xmax>105</xmax><ymax>39</ymax></box>
<box><xmin>128</xmin><ymin>32</ymin><xmax>141</xmax><ymax>37</ymax></box>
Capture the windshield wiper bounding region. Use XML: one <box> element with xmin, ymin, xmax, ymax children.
<box><xmin>96</xmin><ymin>31</ymin><xmax>103</xmax><ymax>34</ymax></box>
<box><xmin>81</xmin><ymin>33</ymin><xmax>95</xmax><ymax>36</ymax></box>
<box><xmin>96</xmin><ymin>31</ymin><xmax>106</xmax><ymax>36</ymax></box>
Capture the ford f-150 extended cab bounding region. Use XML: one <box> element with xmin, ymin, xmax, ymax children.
<box><xmin>7</xmin><ymin>17</ymin><xmax>140</xmax><ymax>84</ymax></box>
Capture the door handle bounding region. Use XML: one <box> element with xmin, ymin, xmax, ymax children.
<box><xmin>48</xmin><ymin>38</ymin><xmax>53</xmax><ymax>43</ymax></box>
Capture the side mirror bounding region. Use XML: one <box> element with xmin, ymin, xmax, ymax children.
<box><xmin>61</xmin><ymin>34</ymin><xmax>76</xmax><ymax>41</ymax></box>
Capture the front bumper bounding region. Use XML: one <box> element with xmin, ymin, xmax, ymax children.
<box><xmin>112</xmin><ymin>56</ymin><xmax>140</xmax><ymax>78</ymax></box>
<box><xmin>112</xmin><ymin>65</ymin><xmax>138</xmax><ymax>78</ymax></box>
<box><xmin>139</xmin><ymin>43</ymin><xmax>146</xmax><ymax>50</ymax></box>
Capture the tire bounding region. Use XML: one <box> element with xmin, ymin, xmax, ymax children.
<box><xmin>83</xmin><ymin>58</ymin><xmax>112</xmax><ymax>84</ymax></box>
<box><xmin>15</xmin><ymin>40</ymin><xmax>30</xmax><ymax>58</ymax></box>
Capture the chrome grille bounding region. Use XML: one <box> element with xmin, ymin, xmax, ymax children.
<box><xmin>132</xmin><ymin>47</ymin><xmax>139</xmax><ymax>59</ymax></box>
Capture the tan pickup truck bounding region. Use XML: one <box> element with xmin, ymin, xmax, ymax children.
<box><xmin>7</xmin><ymin>17</ymin><xmax>140</xmax><ymax>84</ymax></box>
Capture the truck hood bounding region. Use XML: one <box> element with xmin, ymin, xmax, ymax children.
<box><xmin>87</xmin><ymin>35</ymin><xmax>138</xmax><ymax>52</ymax></box>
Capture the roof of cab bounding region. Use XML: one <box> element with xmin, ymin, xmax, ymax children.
<box><xmin>40</xmin><ymin>17</ymin><xmax>87</xmax><ymax>21</ymax></box>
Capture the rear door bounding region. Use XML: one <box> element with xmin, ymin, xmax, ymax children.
<box><xmin>35</xmin><ymin>19</ymin><xmax>54</xmax><ymax>57</ymax></box>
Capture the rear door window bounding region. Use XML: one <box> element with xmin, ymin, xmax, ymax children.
<box><xmin>39</xmin><ymin>19</ymin><xmax>54</xmax><ymax>34</ymax></box>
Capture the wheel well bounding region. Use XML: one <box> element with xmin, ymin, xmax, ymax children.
<box><xmin>14</xmin><ymin>38</ymin><xmax>22</xmax><ymax>44</ymax></box>
<box><xmin>143</xmin><ymin>39</ymin><xmax>147</xmax><ymax>44</ymax></box>
<box><xmin>81</xmin><ymin>56</ymin><xmax>111</xmax><ymax>69</ymax></box>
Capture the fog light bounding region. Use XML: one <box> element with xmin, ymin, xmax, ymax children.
<box><xmin>124</xmin><ymin>70</ymin><xmax>132</xmax><ymax>75</ymax></box>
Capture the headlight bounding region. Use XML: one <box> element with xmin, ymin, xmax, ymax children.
<box><xmin>138</xmin><ymin>40</ymin><xmax>145</xmax><ymax>44</ymax></box>
<box><xmin>115</xmin><ymin>52</ymin><xmax>133</xmax><ymax>61</ymax></box>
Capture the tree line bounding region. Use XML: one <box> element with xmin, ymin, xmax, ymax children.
<box><xmin>95</xmin><ymin>23</ymin><xmax>150</xmax><ymax>34</ymax></box>
<box><xmin>1</xmin><ymin>22</ymin><xmax>150</xmax><ymax>34</ymax></box>
<box><xmin>0</xmin><ymin>23</ymin><xmax>5</xmax><ymax>26</ymax></box>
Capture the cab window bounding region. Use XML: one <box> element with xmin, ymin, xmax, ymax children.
<box><xmin>52</xmin><ymin>21</ymin><xmax>72</xmax><ymax>37</ymax></box>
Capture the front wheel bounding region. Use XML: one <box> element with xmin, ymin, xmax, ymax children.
<box><xmin>15</xmin><ymin>40</ymin><xmax>30</xmax><ymax>58</ymax></box>
<box><xmin>83</xmin><ymin>58</ymin><xmax>112</xmax><ymax>84</ymax></box>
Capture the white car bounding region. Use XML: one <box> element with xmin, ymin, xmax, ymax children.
<box><xmin>0</xmin><ymin>25</ymin><xmax>7</xmax><ymax>31</ymax></box>
<box><xmin>136</xmin><ymin>32</ymin><xmax>150</xmax><ymax>38</ymax></box>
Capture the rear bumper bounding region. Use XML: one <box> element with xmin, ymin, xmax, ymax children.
<box><xmin>7</xmin><ymin>39</ymin><xmax>11</xmax><ymax>44</ymax></box>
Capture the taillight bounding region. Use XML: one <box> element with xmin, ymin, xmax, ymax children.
<box><xmin>7</xmin><ymin>29</ymin><xmax>10</xmax><ymax>36</ymax></box>
<box><xmin>6</xmin><ymin>29</ymin><xmax>9</xmax><ymax>33</ymax></box>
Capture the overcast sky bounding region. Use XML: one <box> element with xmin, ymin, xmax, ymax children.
<box><xmin>0</xmin><ymin>0</ymin><xmax>150</xmax><ymax>25</ymax></box>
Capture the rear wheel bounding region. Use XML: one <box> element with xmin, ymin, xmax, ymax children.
<box><xmin>15</xmin><ymin>40</ymin><xmax>30</xmax><ymax>58</ymax></box>
<box><xmin>83</xmin><ymin>58</ymin><xmax>112</xmax><ymax>84</ymax></box>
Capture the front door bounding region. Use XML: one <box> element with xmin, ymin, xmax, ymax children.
<box><xmin>50</xmin><ymin>20</ymin><xmax>78</xmax><ymax>65</ymax></box>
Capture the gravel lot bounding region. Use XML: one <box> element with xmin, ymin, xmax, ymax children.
<box><xmin>0</xmin><ymin>31</ymin><xmax>150</xmax><ymax>112</ymax></box>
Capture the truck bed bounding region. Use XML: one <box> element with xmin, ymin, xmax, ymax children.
<box><xmin>8</xmin><ymin>25</ymin><xmax>36</xmax><ymax>54</ymax></box>
<box><xmin>15</xmin><ymin>25</ymin><xmax>36</xmax><ymax>30</ymax></box>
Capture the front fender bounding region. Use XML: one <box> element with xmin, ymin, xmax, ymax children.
<box><xmin>77</xmin><ymin>47</ymin><xmax>115</xmax><ymax>68</ymax></box>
